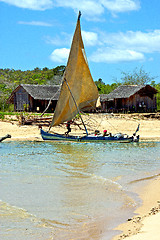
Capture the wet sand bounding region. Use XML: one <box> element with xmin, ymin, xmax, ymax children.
<box><xmin>113</xmin><ymin>175</ymin><xmax>160</xmax><ymax>240</ymax></box>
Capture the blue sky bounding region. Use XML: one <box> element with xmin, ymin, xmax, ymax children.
<box><xmin>0</xmin><ymin>0</ymin><xmax>160</xmax><ymax>84</ymax></box>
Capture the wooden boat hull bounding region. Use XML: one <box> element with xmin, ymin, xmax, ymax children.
<box><xmin>40</xmin><ymin>129</ymin><xmax>136</xmax><ymax>143</ymax></box>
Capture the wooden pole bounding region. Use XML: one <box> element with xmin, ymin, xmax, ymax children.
<box><xmin>64</xmin><ymin>78</ymin><xmax>88</xmax><ymax>135</ymax></box>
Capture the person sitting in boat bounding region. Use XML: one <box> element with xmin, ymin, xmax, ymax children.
<box><xmin>103</xmin><ymin>130</ymin><xmax>107</xmax><ymax>137</ymax></box>
<box><xmin>103</xmin><ymin>130</ymin><xmax>112</xmax><ymax>137</ymax></box>
<box><xmin>65</xmin><ymin>121</ymin><xmax>72</xmax><ymax>136</ymax></box>
<box><xmin>95</xmin><ymin>130</ymin><xmax>100</xmax><ymax>136</ymax></box>
<box><xmin>94</xmin><ymin>130</ymin><xmax>100</xmax><ymax>136</ymax></box>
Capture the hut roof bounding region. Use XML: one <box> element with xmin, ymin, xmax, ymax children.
<box><xmin>100</xmin><ymin>85</ymin><xmax>158</xmax><ymax>101</ymax></box>
<box><xmin>8</xmin><ymin>84</ymin><xmax>60</xmax><ymax>102</ymax></box>
<box><xmin>21</xmin><ymin>84</ymin><xmax>60</xmax><ymax>100</ymax></box>
<box><xmin>100</xmin><ymin>94</ymin><xmax>110</xmax><ymax>102</ymax></box>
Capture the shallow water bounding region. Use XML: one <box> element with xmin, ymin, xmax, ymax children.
<box><xmin>0</xmin><ymin>141</ymin><xmax>160</xmax><ymax>240</ymax></box>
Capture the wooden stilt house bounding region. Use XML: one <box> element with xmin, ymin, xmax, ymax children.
<box><xmin>100</xmin><ymin>85</ymin><xmax>158</xmax><ymax>113</ymax></box>
<box><xmin>8</xmin><ymin>84</ymin><xmax>60</xmax><ymax>112</ymax></box>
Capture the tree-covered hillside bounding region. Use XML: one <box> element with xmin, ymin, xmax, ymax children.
<box><xmin>0</xmin><ymin>66</ymin><xmax>159</xmax><ymax>111</ymax></box>
<box><xmin>0</xmin><ymin>66</ymin><xmax>65</xmax><ymax>111</ymax></box>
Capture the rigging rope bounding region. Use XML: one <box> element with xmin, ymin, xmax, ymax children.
<box><xmin>81</xmin><ymin>112</ymin><xmax>119</xmax><ymax>132</ymax></box>
<box><xmin>40</xmin><ymin>85</ymin><xmax>61</xmax><ymax>117</ymax></box>
<box><xmin>106</xmin><ymin>119</ymin><xmax>118</xmax><ymax>131</ymax></box>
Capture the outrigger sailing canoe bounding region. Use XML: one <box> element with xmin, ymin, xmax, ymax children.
<box><xmin>40</xmin><ymin>129</ymin><xmax>138</xmax><ymax>143</ymax></box>
<box><xmin>40</xmin><ymin>12</ymin><xmax>139</xmax><ymax>143</ymax></box>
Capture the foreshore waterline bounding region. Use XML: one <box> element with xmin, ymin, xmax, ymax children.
<box><xmin>1</xmin><ymin>140</ymin><xmax>160</xmax><ymax>240</ymax></box>
<box><xmin>112</xmin><ymin>174</ymin><xmax>160</xmax><ymax>240</ymax></box>
<box><xmin>0</xmin><ymin>113</ymin><xmax>160</xmax><ymax>240</ymax></box>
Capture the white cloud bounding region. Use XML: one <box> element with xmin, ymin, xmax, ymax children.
<box><xmin>0</xmin><ymin>0</ymin><xmax>53</xmax><ymax>10</ymax></box>
<box><xmin>49</xmin><ymin>29</ymin><xmax>160</xmax><ymax>64</ymax></box>
<box><xmin>82</xmin><ymin>31</ymin><xmax>99</xmax><ymax>46</ymax></box>
<box><xmin>45</xmin><ymin>32</ymin><xmax>72</xmax><ymax>46</ymax></box>
<box><xmin>54</xmin><ymin>0</ymin><xmax>104</xmax><ymax>19</ymax></box>
<box><xmin>55</xmin><ymin>0</ymin><xmax>140</xmax><ymax>18</ymax></box>
<box><xmin>1</xmin><ymin>0</ymin><xmax>140</xmax><ymax>17</ymax></box>
<box><xmin>101</xmin><ymin>30</ymin><xmax>160</xmax><ymax>53</ymax></box>
<box><xmin>45</xmin><ymin>30</ymin><xmax>98</xmax><ymax>47</ymax></box>
<box><xmin>125</xmin><ymin>30</ymin><xmax>160</xmax><ymax>53</ymax></box>
<box><xmin>88</xmin><ymin>29</ymin><xmax>160</xmax><ymax>63</ymax></box>
<box><xmin>18</xmin><ymin>21</ymin><xmax>53</xmax><ymax>26</ymax></box>
<box><xmin>100</xmin><ymin>0</ymin><xmax>140</xmax><ymax>14</ymax></box>
<box><xmin>50</xmin><ymin>48</ymin><xmax>70</xmax><ymax>63</ymax></box>
<box><xmin>90</xmin><ymin>48</ymin><xmax>144</xmax><ymax>63</ymax></box>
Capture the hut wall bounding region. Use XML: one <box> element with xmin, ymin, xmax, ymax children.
<box><xmin>128</xmin><ymin>94</ymin><xmax>157</xmax><ymax>112</ymax></box>
<box><xmin>31</xmin><ymin>99</ymin><xmax>58</xmax><ymax>113</ymax></box>
<box><xmin>101</xmin><ymin>102</ymin><xmax>106</xmax><ymax>111</ymax></box>
<box><xmin>101</xmin><ymin>94</ymin><xmax>157</xmax><ymax>113</ymax></box>
<box><xmin>15</xmin><ymin>87</ymin><xmax>29</xmax><ymax>111</ymax></box>
<box><xmin>112</xmin><ymin>98</ymin><xmax>129</xmax><ymax>112</ymax></box>
<box><xmin>28</xmin><ymin>95</ymin><xmax>34</xmax><ymax>112</ymax></box>
<box><xmin>100</xmin><ymin>85</ymin><xmax>157</xmax><ymax>113</ymax></box>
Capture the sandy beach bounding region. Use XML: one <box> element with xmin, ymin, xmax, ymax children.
<box><xmin>0</xmin><ymin>113</ymin><xmax>160</xmax><ymax>141</ymax></box>
<box><xmin>0</xmin><ymin>113</ymin><xmax>160</xmax><ymax>240</ymax></box>
<box><xmin>113</xmin><ymin>175</ymin><xmax>160</xmax><ymax>240</ymax></box>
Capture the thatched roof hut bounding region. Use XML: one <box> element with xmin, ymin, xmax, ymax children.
<box><xmin>100</xmin><ymin>85</ymin><xmax>158</xmax><ymax>113</ymax></box>
<box><xmin>8</xmin><ymin>84</ymin><xmax>60</xmax><ymax>112</ymax></box>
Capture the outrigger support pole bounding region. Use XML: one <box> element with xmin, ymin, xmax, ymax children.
<box><xmin>64</xmin><ymin>78</ymin><xmax>88</xmax><ymax>136</ymax></box>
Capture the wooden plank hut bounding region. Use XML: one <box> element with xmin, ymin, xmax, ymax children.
<box><xmin>8</xmin><ymin>84</ymin><xmax>60</xmax><ymax>112</ymax></box>
<box><xmin>100</xmin><ymin>85</ymin><xmax>158</xmax><ymax>113</ymax></box>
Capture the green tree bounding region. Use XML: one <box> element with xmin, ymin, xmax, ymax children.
<box><xmin>118</xmin><ymin>67</ymin><xmax>160</xmax><ymax>110</ymax></box>
<box><xmin>95</xmin><ymin>78</ymin><xmax>119</xmax><ymax>94</ymax></box>
<box><xmin>152</xmin><ymin>82</ymin><xmax>160</xmax><ymax>111</ymax></box>
<box><xmin>119</xmin><ymin>66</ymin><xmax>157</xmax><ymax>85</ymax></box>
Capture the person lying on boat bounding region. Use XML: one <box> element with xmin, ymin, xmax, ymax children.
<box><xmin>65</xmin><ymin>121</ymin><xmax>72</xmax><ymax>136</ymax></box>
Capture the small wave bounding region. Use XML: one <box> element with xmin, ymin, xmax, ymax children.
<box><xmin>0</xmin><ymin>199</ymin><xmax>37</xmax><ymax>222</ymax></box>
<box><xmin>129</xmin><ymin>173</ymin><xmax>160</xmax><ymax>184</ymax></box>
<box><xmin>38</xmin><ymin>218</ymin><xmax>70</xmax><ymax>229</ymax></box>
<box><xmin>0</xmin><ymin>200</ymin><xmax>67</xmax><ymax>230</ymax></box>
<box><xmin>88</xmin><ymin>173</ymin><xmax>123</xmax><ymax>190</ymax></box>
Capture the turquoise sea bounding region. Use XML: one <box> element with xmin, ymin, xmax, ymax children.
<box><xmin>0</xmin><ymin>141</ymin><xmax>160</xmax><ymax>240</ymax></box>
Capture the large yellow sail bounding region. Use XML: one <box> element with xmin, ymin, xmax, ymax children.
<box><xmin>50</xmin><ymin>12</ymin><xmax>99</xmax><ymax>127</ymax></box>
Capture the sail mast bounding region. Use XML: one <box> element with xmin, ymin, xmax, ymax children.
<box><xmin>64</xmin><ymin>78</ymin><xmax>88</xmax><ymax>135</ymax></box>
<box><xmin>49</xmin><ymin>11</ymin><xmax>99</xmax><ymax>131</ymax></box>
<box><xmin>63</xmin><ymin>11</ymin><xmax>88</xmax><ymax>136</ymax></box>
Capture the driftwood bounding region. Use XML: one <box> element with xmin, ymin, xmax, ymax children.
<box><xmin>17</xmin><ymin>114</ymin><xmax>90</xmax><ymax>131</ymax></box>
<box><xmin>142</xmin><ymin>113</ymin><xmax>160</xmax><ymax>119</ymax></box>
<box><xmin>18</xmin><ymin>115</ymin><xmax>53</xmax><ymax>126</ymax></box>
<box><xmin>0</xmin><ymin>134</ymin><xmax>11</xmax><ymax>142</ymax></box>
<box><xmin>125</xmin><ymin>113</ymin><xmax>160</xmax><ymax>120</ymax></box>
